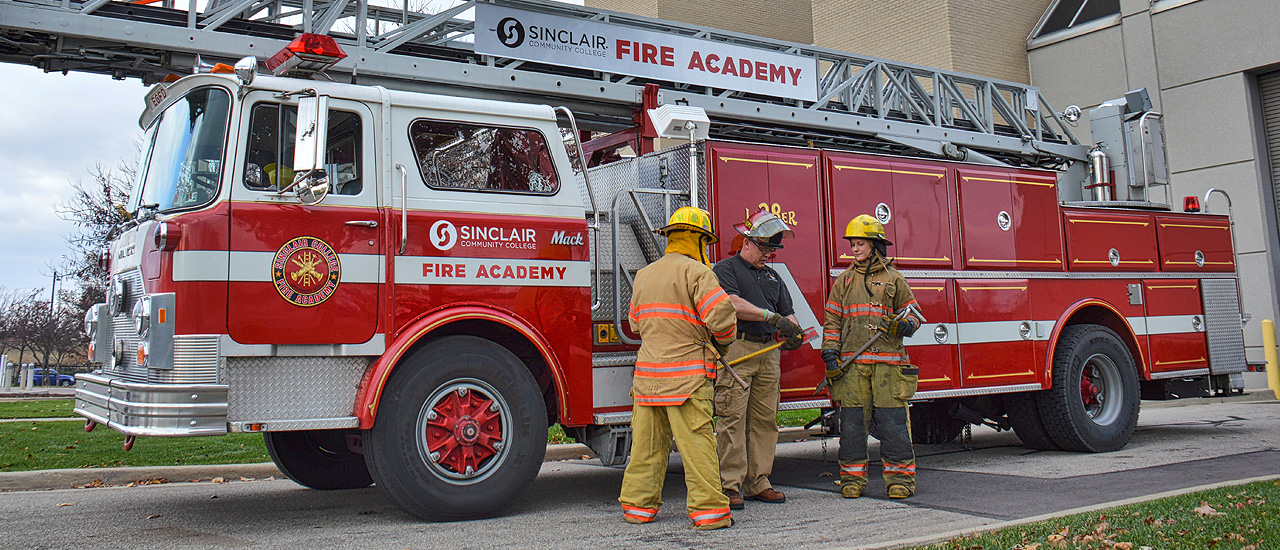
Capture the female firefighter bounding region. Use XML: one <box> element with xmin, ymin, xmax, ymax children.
<box><xmin>821</xmin><ymin>214</ymin><xmax>923</xmax><ymax>499</ymax></box>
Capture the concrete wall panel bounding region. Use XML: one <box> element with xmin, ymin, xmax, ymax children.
<box><xmin>1152</xmin><ymin>0</ymin><xmax>1280</xmax><ymax>88</ymax></box>
<box><xmin>1028</xmin><ymin>27</ymin><xmax>1128</xmax><ymax>112</ymax></box>
<box><xmin>1161</xmin><ymin>74</ymin><xmax>1256</xmax><ymax>174</ymax></box>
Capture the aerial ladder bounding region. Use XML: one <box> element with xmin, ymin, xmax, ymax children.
<box><xmin>0</xmin><ymin>0</ymin><xmax>1091</xmax><ymax>181</ymax></box>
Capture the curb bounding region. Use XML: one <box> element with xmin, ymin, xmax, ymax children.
<box><xmin>842</xmin><ymin>473</ymin><xmax>1280</xmax><ymax>550</ymax></box>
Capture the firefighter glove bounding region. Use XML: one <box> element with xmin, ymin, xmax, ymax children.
<box><xmin>781</xmin><ymin>334</ymin><xmax>804</xmax><ymax>351</ymax></box>
<box><xmin>878</xmin><ymin>316</ymin><xmax>917</xmax><ymax>338</ymax></box>
<box><xmin>713</xmin><ymin>339</ymin><xmax>732</xmax><ymax>357</ymax></box>
<box><xmin>763</xmin><ymin>310</ymin><xmax>803</xmax><ymax>338</ymax></box>
<box><xmin>822</xmin><ymin>349</ymin><xmax>843</xmax><ymax>380</ymax></box>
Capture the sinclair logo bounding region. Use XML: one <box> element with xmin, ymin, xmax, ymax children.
<box><xmin>272</xmin><ymin>236</ymin><xmax>341</xmax><ymax>307</ymax></box>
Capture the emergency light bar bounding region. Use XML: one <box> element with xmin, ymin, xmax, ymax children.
<box><xmin>265</xmin><ymin>34</ymin><xmax>347</xmax><ymax>77</ymax></box>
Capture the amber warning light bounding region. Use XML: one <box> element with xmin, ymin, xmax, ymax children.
<box><xmin>264</xmin><ymin>34</ymin><xmax>348</xmax><ymax>77</ymax></box>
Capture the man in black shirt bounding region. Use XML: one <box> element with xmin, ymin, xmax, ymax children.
<box><xmin>712</xmin><ymin>209</ymin><xmax>804</xmax><ymax>509</ymax></box>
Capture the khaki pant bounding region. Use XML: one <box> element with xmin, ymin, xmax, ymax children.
<box><xmin>619</xmin><ymin>381</ymin><xmax>732</xmax><ymax>527</ymax></box>
<box><xmin>714</xmin><ymin>339</ymin><xmax>781</xmax><ymax>495</ymax></box>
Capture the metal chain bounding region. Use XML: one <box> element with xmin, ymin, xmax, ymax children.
<box><xmin>962</xmin><ymin>424</ymin><xmax>974</xmax><ymax>451</ymax></box>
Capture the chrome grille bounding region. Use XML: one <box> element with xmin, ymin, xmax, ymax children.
<box><xmin>157</xmin><ymin>335</ymin><xmax>222</xmax><ymax>384</ymax></box>
<box><xmin>107</xmin><ymin>268</ymin><xmax>146</xmax><ymax>383</ymax></box>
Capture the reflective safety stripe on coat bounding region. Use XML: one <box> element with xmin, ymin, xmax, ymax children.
<box><xmin>628</xmin><ymin>252</ymin><xmax>737</xmax><ymax>406</ymax></box>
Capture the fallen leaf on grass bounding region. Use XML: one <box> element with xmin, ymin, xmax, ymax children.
<box><xmin>1113</xmin><ymin>543</ymin><xmax>1133</xmax><ymax>550</ymax></box>
<box><xmin>1046</xmin><ymin>534</ymin><xmax>1067</xmax><ymax>548</ymax></box>
<box><xmin>1194</xmin><ymin>502</ymin><xmax>1225</xmax><ymax>516</ymax></box>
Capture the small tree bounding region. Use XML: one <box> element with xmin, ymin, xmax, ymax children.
<box><xmin>57</xmin><ymin>162</ymin><xmax>133</xmax><ymax>313</ymax></box>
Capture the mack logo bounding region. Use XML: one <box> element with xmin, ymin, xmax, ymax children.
<box><xmin>550</xmin><ymin>230</ymin><xmax>584</xmax><ymax>246</ymax></box>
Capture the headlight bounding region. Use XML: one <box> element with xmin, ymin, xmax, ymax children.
<box><xmin>132</xmin><ymin>295</ymin><xmax>151</xmax><ymax>337</ymax></box>
<box><xmin>111</xmin><ymin>276</ymin><xmax>129</xmax><ymax>314</ymax></box>
<box><xmin>84</xmin><ymin>304</ymin><xmax>101</xmax><ymax>337</ymax></box>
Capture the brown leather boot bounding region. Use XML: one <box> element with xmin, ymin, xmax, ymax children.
<box><xmin>745</xmin><ymin>488</ymin><xmax>786</xmax><ymax>503</ymax></box>
<box><xmin>723</xmin><ymin>489</ymin><xmax>744</xmax><ymax>510</ymax></box>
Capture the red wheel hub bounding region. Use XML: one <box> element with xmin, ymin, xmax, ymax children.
<box><xmin>424</xmin><ymin>387</ymin><xmax>504</xmax><ymax>476</ymax></box>
<box><xmin>1080</xmin><ymin>366</ymin><xmax>1100</xmax><ymax>406</ymax></box>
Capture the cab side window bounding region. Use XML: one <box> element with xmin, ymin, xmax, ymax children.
<box><xmin>408</xmin><ymin>119</ymin><xmax>559</xmax><ymax>194</ymax></box>
<box><xmin>243</xmin><ymin>104</ymin><xmax>363</xmax><ymax>196</ymax></box>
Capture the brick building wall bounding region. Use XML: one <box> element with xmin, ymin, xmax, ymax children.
<box><xmin>587</xmin><ymin>0</ymin><xmax>814</xmax><ymax>45</ymax></box>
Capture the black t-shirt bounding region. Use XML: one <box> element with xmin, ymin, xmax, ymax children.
<box><xmin>712</xmin><ymin>253</ymin><xmax>795</xmax><ymax>337</ymax></box>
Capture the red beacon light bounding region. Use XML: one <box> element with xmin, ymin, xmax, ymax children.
<box><xmin>1183</xmin><ymin>195</ymin><xmax>1201</xmax><ymax>213</ymax></box>
<box><xmin>264</xmin><ymin>33</ymin><xmax>348</xmax><ymax>77</ymax></box>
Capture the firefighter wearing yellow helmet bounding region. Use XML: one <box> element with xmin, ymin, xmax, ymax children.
<box><xmin>712</xmin><ymin>208</ymin><xmax>803</xmax><ymax>510</ymax></box>
<box><xmin>821</xmin><ymin>214</ymin><xmax>923</xmax><ymax>499</ymax></box>
<box><xmin>619</xmin><ymin>206</ymin><xmax>737</xmax><ymax>530</ymax></box>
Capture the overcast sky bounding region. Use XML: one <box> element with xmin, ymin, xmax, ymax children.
<box><xmin>0</xmin><ymin>63</ymin><xmax>147</xmax><ymax>295</ymax></box>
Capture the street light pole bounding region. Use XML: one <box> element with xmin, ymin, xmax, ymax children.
<box><xmin>49</xmin><ymin>271</ymin><xmax>63</xmax><ymax>315</ymax></box>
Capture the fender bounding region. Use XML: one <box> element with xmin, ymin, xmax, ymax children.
<box><xmin>354</xmin><ymin>304</ymin><xmax>569</xmax><ymax>429</ymax></box>
<box><xmin>1044</xmin><ymin>298</ymin><xmax>1147</xmax><ymax>388</ymax></box>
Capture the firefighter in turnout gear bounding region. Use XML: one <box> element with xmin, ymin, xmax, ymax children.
<box><xmin>822</xmin><ymin>214</ymin><xmax>923</xmax><ymax>499</ymax></box>
<box><xmin>619</xmin><ymin>206</ymin><xmax>737</xmax><ymax>530</ymax></box>
<box><xmin>713</xmin><ymin>208</ymin><xmax>803</xmax><ymax>509</ymax></box>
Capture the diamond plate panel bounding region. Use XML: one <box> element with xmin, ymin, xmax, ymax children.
<box><xmin>226</xmin><ymin>356</ymin><xmax>370</xmax><ymax>422</ymax></box>
<box><xmin>585</xmin><ymin>144</ymin><xmax>706</xmax><ymax>323</ymax></box>
<box><xmin>1201</xmin><ymin>278</ymin><xmax>1247</xmax><ymax>375</ymax></box>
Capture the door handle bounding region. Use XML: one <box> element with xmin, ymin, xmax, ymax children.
<box><xmin>396</xmin><ymin>164</ymin><xmax>408</xmax><ymax>253</ymax></box>
<box><xmin>345</xmin><ymin>220</ymin><xmax>378</xmax><ymax>228</ymax></box>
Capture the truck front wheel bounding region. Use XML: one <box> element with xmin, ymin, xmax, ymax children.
<box><xmin>1036</xmin><ymin>324</ymin><xmax>1140</xmax><ymax>452</ymax></box>
<box><xmin>364</xmin><ymin>335</ymin><xmax>547</xmax><ymax>521</ymax></box>
<box><xmin>263</xmin><ymin>429</ymin><xmax>373</xmax><ymax>490</ymax></box>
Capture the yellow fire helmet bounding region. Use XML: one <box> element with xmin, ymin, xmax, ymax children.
<box><xmin>844</xmin><ymin>214</ymin><xmax>893</xmax><ymax>245</ymax></box>
<box><xmin>656</xmin><ymin>206</ymin><xmax>718</xmax><ymax>244</ymax></box>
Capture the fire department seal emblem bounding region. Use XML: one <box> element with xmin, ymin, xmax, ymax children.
<box><xmin>271</xmin><ymin>236</ymin><xmax>341</xmax><ymax>307</ymax></box>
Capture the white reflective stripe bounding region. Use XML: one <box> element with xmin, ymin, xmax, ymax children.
<box><xmin>173</xmin><ymin>250</ymin><xmax>383</xmax><ymax>283</ymax></box>
<box><xmin>954</xmin><ymin>320</ymin><xmax>1030</xmax><ymax>344</ymax></box>
<box><xmin>173</xmin><ymin>250</ymin><xmax>229</xmax><ymax>281</ymax></box>
<box><xmin>394</xmin><ymin>256</ymin><xmax>590</xmax><ymax>287</ymax></box>
<box><xmin>1133</xmin><ymin>314</ymin><xmax>1201</xmax><ymax>335</ymax></box>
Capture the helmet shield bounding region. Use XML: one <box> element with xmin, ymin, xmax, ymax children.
<box><xmin>733</xmin><ymin>209</ymin><xmax>794</xmax><ymax>249</ymax></box>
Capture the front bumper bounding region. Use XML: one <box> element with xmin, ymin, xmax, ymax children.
<box><xmin>74</xmin><ymin>373</ymin><xmax>228</xmax><ymax>437</ymax></box>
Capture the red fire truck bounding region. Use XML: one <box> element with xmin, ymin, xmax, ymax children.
<box><xmin>67</xmin><ymin>0</ymin><xmax>1248</xmax><ymax>523</ymax></box>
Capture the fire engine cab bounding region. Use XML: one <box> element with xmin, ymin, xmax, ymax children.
<box><xmin>71</xmin><ymin>2</ymin><xmax>1248</xmax><ymax>522</ymax></box>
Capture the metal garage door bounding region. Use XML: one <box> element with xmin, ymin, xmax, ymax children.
<box><xmin>1259</xmin><ymin>70</ymin><xmax>1280</xmax><ymax>233</ymax></box>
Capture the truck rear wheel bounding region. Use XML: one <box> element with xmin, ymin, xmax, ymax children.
<box><xmin>1036</xmin><ymin>324</ymin><xmax>1140</xmax><ymax>452</ymax></box>
<box><xmin>364</xmin><ymin>335</ymin><xmax>547</xmax><ymax>521</ymax></box>
<box><xmin>263</xmin><ymin>429</ymin><xmax>373</xmax><ymax>490</ymax></box>
<box><xmin>1005</xmin><ymin>392</ymin><xmax>1060</xmax><ymax>451</ymax></box>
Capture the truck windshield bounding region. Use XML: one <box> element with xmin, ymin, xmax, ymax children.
<box><xmin>131</xmin><ymin>87</ymin><xmax>231</xmax><ymax>212</ymax></box>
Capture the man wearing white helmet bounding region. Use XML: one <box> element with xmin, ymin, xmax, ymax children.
<box><xmin>712</xmin><ymin>208</ymin><xmax>804</xmax><ymax>509</ymax></box>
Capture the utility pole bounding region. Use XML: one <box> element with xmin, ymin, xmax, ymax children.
<box><xmin>49</xmin><ymin>271</ymin><xmax>63</xmax><ymax>315</ymax></box>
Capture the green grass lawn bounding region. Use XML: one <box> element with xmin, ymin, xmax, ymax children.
<box><xmin>0</xmin><ymin>399</ymin><xmax>75</xmax><ymax>419</ymax></box>
<box><xmin>0</xmin><ymin>421</ymin><xmax>271</xmax><ymax>471</ymax></box>
<box><xmin>907</xmin><ymin>479</ymin><xmax>1278</xmax><ymax>550</ymax></box>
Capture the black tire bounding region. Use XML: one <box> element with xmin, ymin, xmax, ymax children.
<box><xmin>364</xmin><ymin>335</ymin><xmax>547</xmax><ymax>521</ymax></box>
<box><xmin>263</xmin><ymin>429</ymin><xmax>373</xmax><ymax>490</ymax></box>
<box><xmin>1005</xmin><ymin>392</ymin><xmax>1061</xmax><ymax>451</ymax></box>
<box><xmin>1036</xmin><ymin>324</ymin><xmax>1140</xmax><ymax>452</ymax></box>
<box><xmin>910</xmin><ymin>401</ymin><xmax>965</xmax><ymax>444</ymax></box>
<box><xmin>58</xmin><ymin>379</ymin><xmax>74</xmax><ymax>387</ymax></box>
